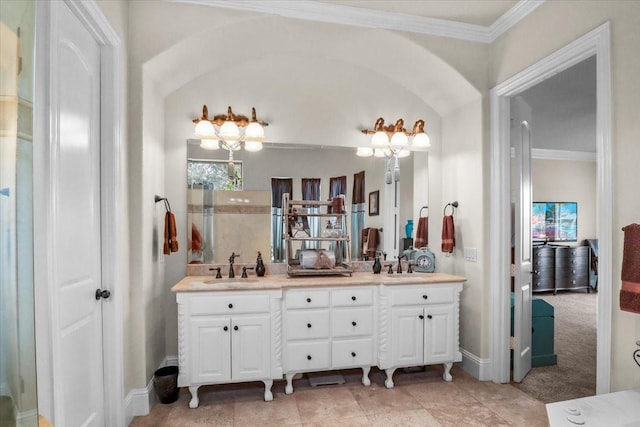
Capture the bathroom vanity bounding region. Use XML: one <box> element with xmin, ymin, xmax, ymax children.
<box><xmin>172</xmin><ymin>272</ymin><xmax>464</xmax><ymax>407</ymax></box>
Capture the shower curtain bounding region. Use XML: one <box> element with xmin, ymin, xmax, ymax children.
<box><xmin>351</xmin><ymin>171</ymin><xmax>365</xmax><ymax>260</ymax></box>
<box><xmin>329</xmin><ymin>176</ymin><xmax>347</xmax><ymax>262</ymax></box>
<box><xmin>271</xmin><ymin>178</ymin><xmax>293</xmax><ymax>262</ymax></box>
<box><xmin>302</xmin><ymin>178</ymin><xmax>321</xmax><ymax>249</ymax></box>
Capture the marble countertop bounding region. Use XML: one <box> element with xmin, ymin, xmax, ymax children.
<box><xmin>171</xmin><ymin>271</ymin><xmax>466</xmax><ymax>292</ymax></box>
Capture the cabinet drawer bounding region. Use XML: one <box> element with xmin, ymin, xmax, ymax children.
<box><xmin>286</xmin><ymin>310</ymin><xmax>330</xmax><ymax>340</ymax></box>
<box><xmin>391</xmin><ymin>286</ymin><xmax>454</xmax><ymax>306</ymax></box>
<box><xmin>190</xmin><ymin>293</ymin><xmax>270</xmax><ymax>315</ymax></box>
<box><xmin>332</xmin><ymin>338</ymin><xmax>374</xmax><ymax>368</ymax></box>
<box><xmin>533</xmin><ymin>279</ymin><xmax>555</xmax><ymax>291</ymax></box>
<box><xmin>533</xmin><ymin>269</ymin><xmax>554</xmax><ymax>279</ymax></box>
<box><xmin>332</xmin><ymin>308</ymin><xmax>373</xmax><ymax>338</ymax></box>
<box><xmin>555</xmin><ymin>274</ymin><xmax>589</xmax><ymax>287</ymax></box>
<box><xmin>286</xmin><ymin>289</ymin><xmax>330</xmax><ymax>309</ymax></box>
<box><xmin>332</xmin><ymin>287</ymin><xmax>373</xmax><ymax>307</ymax></box>
<box><xmin>286</xmin><ymin>341</ymin><xmax>330</xmax><ymax>372</ymax></box>
<box><xmin>555</xmin><ymin>247</ymin><xmax>589</xmax><ymax>259</ymax></box>
<box><xmin>533</xmin><ymin>258</ymin><xmax>554</xmax><ymax>268</ymax></box>
<box><xmin>555</xmin><ymin>265</ymin><xmax>589</xmax><ymax>277</ymax></box>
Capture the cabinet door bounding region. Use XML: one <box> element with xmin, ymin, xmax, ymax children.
<box><xmin>391</xmin><ymin>307</ymin><xmax>424</xmax><ymax>367</ymax></box>
<box><xmin>231</xmin><ymin>315</ymin><xmax>270</xmax><ymax>381</ymax></box>
<box><xmin>190</xmin><ymin>317</ymin><xmax>231</xmax><ymax>384</ymax></box>
<box><xmin>423</xmin><ymin>305</ymin><xmax>455</xmax><ymax>364</ymax></box>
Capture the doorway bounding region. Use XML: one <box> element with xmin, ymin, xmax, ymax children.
<box><xmin>490</xmin><ymin>23</ymin><xmax>612</xmax><ymax>395</ymax></box>
<box><xmin>511</xmin><ymin>56</ymin><xmax>598</xmax><ymax>401</ymax></box>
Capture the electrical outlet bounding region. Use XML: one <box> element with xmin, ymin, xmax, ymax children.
<box><xmin>464</xmin><ymin>247</ymin><xmax>477</xmax><ymax>262</ymax></box>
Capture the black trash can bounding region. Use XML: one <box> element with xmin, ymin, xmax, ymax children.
<box><xmin>153</xmin><ymin>366</ymin><xmax>179</xmax><ymax>404</ymax></box>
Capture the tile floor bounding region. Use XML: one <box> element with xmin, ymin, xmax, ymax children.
<box><xmin>130</xmin><ymin>366</ymin><xmax>550</xmax><ymax>426</ymax></box>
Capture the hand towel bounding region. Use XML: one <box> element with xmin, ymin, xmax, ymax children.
<box><xmin>415</xmin><ymin>216</ymin><xmax>428</xmax><ymax>249</ymax></box>
<box><xmin>360</xmin><ymin>227</ymin><xmax>379</xmax><ymax>260</ymax></box>
<box><xmin>191</xmin><ymin>222</ymin><xmax>203</xmax><ymax>252</ymax></box>
<box><xmin>164</xmin><ymin>211</ymin><xmax>179</xmax><ymax>255</ymax></box>
<box><xmin>620</xmin><ymin>223</ymin><xmax>640</xmax><ymax>314</ymax></box>
<box><xmin>441</xmin><ymin>215</ymin><xmax>455</xmax><ymax>253</ymax></box>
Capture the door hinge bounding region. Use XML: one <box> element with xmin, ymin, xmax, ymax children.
<box><xmin>509</xmin><ymin>336</ymin><xmax>515</xmax><ymax>350</ymax></box>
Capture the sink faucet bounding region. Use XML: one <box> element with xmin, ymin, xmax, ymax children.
<box><xmin>228</xmin><ymin>252</ymin><xmax>240</xmax><ymax>278</ymax></box>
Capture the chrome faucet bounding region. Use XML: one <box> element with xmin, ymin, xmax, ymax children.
<box><xmin>228</xmin><ymin>252</ymin><xmax>240</xmax><ymax>278</ymax></box>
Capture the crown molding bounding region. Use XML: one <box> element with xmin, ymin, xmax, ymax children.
<box><xmin>168</xmin><ymin>0</ymin><xmax>545</xmax><ymax>43</ymax></box>
<box><xmin>489</xmin><ymin>0</ymin><xmax>545</xmax><ymax>41</ymax></box>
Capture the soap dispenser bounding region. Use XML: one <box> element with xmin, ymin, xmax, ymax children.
<box><xmin>255</xmin><ymin>251</ymin><xmax>266</xmax><ymax>277</ymax></box>
<box><xmin>372</xmin><ymin>254</ymin><xmax>382</xmax><ymax>274</ymax></box>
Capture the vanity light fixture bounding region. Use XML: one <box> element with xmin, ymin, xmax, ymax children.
<box><xmin>193</xmin><ymin>105</ymin><xmax>269</xmax><ymax>177</ymax></box>
<box><xmin>357</xmin><ymin>117</ymin><xmax>430</xmax><ymax>159</ymax></box>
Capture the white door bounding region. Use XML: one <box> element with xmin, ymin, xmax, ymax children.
<box><xmin>511</xmin><ymin>96</ymin><xmax>533</xmax><ymax>382</ymax></box>
<box><xmin>51</xmin><ymin>3</ymin><xmax>105</xmax><ymax>424</ymax></box>
<box><xmin>423</xmin><ymin>306</ymin><xmax>455</xmax><ymax>364</ymax></box>
<box><xmin>391</xmin><ymin>307</ymin><xmax>424</xmax><ymax>366</ymax></box>
<box><xmin>232</xmin><ymin>315</ymin><xmax>270</xmax><ymax>380</ymax></box>
<box><xmin>190</xmin><ymin>317</ymin><xmax>231</xmax><ymax>383</ymax></box>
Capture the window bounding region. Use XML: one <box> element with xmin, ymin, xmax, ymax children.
<box><xmin>187</xmin><ymin>159</ymin><xmax>243</xmax><ymax>191</ymax></box>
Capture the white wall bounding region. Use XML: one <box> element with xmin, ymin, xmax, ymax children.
<box><xmin>440</xmin><ymin>99</ymin><xmax>486</xmax><ymax>357</ymax></box>
<box><xmin>532</xmin><ymin>159</ymin><xmax>597</xmax><ymax>244</ymax></box>
<box><xmin>491</xmin><ymin>0</ymin><xmax>640</xmax><ymax>391</ymax></box>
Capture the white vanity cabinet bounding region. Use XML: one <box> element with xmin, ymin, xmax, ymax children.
<box><xmin>283</xmin><ymin>286</ymin><xmax>375</xmax><ymax>394</ymax></box>
<box><xmin>378</xmin><ymin>282</ymin><xmax>463</xmax><ymax>388</ymax></box>
<box><xmin>176</xmin><ymin>290</ymin><xmax>283</xmax><ymax>408</ymax></box>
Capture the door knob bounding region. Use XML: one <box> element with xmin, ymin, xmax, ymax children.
<box><xmin>418</xmin><ymin>314</ymin><xmax>424</xmax><ymax>320</ymax></box>
<box><xmin>95</xmin><ymin>289</ymin><xmax>111</xmax><ymax>300</ymax></box>
<box><xmin>427</xmin><ymin>314</ymin><xmax>433</xmax><ymax>319</ymax></box>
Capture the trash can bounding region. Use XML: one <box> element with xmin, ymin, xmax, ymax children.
<box><xmin>153</xmin><ymin>366</ymin><xmax>179</xmax><ymax>404</ymax></box>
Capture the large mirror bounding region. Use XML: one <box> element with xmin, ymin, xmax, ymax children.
<box><xmin>187</xmin><ymin>141</ymin><xmax>417</xmax><ymax>264</ymax></box>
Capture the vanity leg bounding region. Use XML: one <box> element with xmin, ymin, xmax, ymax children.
<box><xmin>188</xmin><ymin>385</ymin><xmax>200</xmax><ymax>409</ymax></box>
<box><xmin>443</xmin><ymin>362</ymin><xmax>453</xmax><ymax>382</ymax></box>
<box><xmin>384</xmin><ymin>368</ymin><xmax>396</xmax><ymax>389</ymax></box>
<box><xmin>285</xmin><ymin>373</ymin><xmax>296</xmax><ymax>395</ymax></box>
<box><xmin>262</xmin><ymin>379</ymin><xmax>274</xmax><ymax>402</ymax></box>
<box><xmin>361</xmin><ymin>366</ymin><xmax>371</xmax><ymax>386</ymax></box>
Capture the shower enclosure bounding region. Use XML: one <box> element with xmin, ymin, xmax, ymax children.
<box><xmin>0</xmin><ymin>1</ymin><xmax>38</xmax><ymax>425</ymax></box>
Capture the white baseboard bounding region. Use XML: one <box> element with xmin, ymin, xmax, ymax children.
<box><xmin>460</xmin><ymin>348</ymin><xmax>493</xmax><ymax>381</ymax></box>
<box><xmin>125</xmin><ymin>356</ymin><xmax>178</xmax><ymax>425</ymax></box>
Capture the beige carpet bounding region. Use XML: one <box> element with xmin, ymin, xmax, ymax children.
<box><xmin>513</xmin><ymin>291</ymin><xmax>597</xmax><ymax>403</ymax></box>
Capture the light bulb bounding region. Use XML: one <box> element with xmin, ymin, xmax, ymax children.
<box><xmin>244</xmin><ymin>122</ymin><xmax>264</xmax><ymax>141</ymax></box>
<box><xmin>194</xmin><ymin>120</ymin><xmax>215</xmax><ymax>139</ymax></box>
<box><xmin>373</xmin><ymin>149</ymin><xmax>386</xmax><ymax>158</ymax></box>
<box><xmin>371</xmin><ymin>131</ymin><xmax>389</xmax><ymax>148</ymax></box>
<box><xmin>200</xmin><ymin>139</ymin><xmax>219</xmax><ymax>150</ymax></box>
<box><xmin>390</xmin><ymin>131</ymin><xmax>408</xmax><ymax>148</ymax></box>
<box><xmin>220</xmin><ymin>120</ymin><xmax>240</xmax><ymax>142</ymax></box>
<box><xmin>412</xmin><ymin>132</ymin><xmax>431</xmax><ymax>148</ymax></box>
<box><xmin>356</xmin><ymin>147</ymin><xmax>374</xmax><ymax>157</ymax></box>
<box><xmin>244</xmin><ymin>141</ymin><xmax>263</xmax><ymax>152</ymax></box>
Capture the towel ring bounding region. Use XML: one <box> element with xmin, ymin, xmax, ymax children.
<box><xmin>420</xmin><ymin>206</ymin><xmax>428</xmax><ymax>217</ymax></box>
<box><xmin>155</xmin><ymin>195</ymin><xmax>172</xmax><ymax>212</ymax></box>
<box><xmin>443</xmin><ymin>201</ymin><xmax>458</xmax><ymax>216</ymax></box>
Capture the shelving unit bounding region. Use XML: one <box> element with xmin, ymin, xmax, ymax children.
<box><xmin>282</xmin><ymin>193</ymin><xmax>352</xmax><ymax>276</ymax></box>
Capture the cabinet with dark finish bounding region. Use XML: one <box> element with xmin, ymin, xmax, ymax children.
<box><xmin>554</xmin><ymin>246</ymin><xmax>590</xmax><ymax>292</ymax></box>
<box><xmin>532</xmin><ymin>245</ymin><xmax>591</xmax><ymax>294</ymax></box>
<box><xmin>532</xmin><ymin>247</ymin><xmax>555</xmax><ymax>293</ymax></box>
